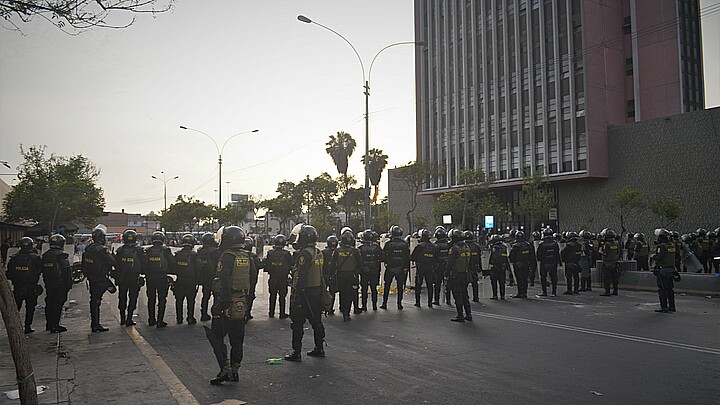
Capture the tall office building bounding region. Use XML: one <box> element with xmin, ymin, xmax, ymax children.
<box><xmin>414</xmin><ymin>0</ymin><xmax>704</xmax><ymax>190</ymax></box>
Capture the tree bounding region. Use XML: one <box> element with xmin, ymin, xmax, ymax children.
<box><xmin>297</xmin><ymin>173</ymin><xmax>338</xmax><ymax>235</ymax></box>
<box><xmin>432</xmin><ymin>192</ymin><xmax>464</xmax><ymax>227</ymax></box>
<box><xmin>1</xmin><ymin>0</ymin><xmax>174</xmax><ymax>33</ymax></box>
<box><xmin>3</xmin><ymin>145</ymin><xmax>105</xmax><ymax>233</ymax></box>
<box><xmin>607</xmin><ymin>186</ymin><xmax>647</xmax><ymax>238</ymax></box>
<box><xmin>215</xmin><ymin>199</ymin><xmax>253</xmax><ymax>228</ymax></box>
<box><xmin>372</xmin><ymin>197</ymin><xmax>399</xmax><ymax>234</ymax></box>
<box><xmin>336</xmin><ymin>174</ymin><xmax>358</xmax><ymax>226</ymax></box>
<box><xmin>325</xmin><ymin>131</ymin><xmax>356</xmax><ymax>176</ymax></box>
<box><xmin>395</xmin><ymin>161</ymin><xmax>437</xmax><ymax>233</ymax></box>
<box><xmin>515</xmin><ymin>169</ymin><xmax>554</xmax><ymax>233</ymax></box>
<box><xmin>161</xmin><ymin>195</ymin><xmax>214</xmax><ymax>232</ymax></box>
<box><xmin>361</xmin><ymin>148</ymin><xmax>389</xmax><ymax>204</ymax></box>
<box><xmin>264</xmin><ymin>181</ymin><xmax>303</xmax><ymax>235</ymax></box>
<box><xmin>649</xmin><ymin>195</ymin><xmax>682</xmax><ymax>228</ymax></box>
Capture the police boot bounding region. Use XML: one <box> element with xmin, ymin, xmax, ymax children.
<box><xmin>284</xmin><ymin>351</ymin><xmax>302</xmax><ymax>362</ymax></box>
<box><xmin>200</xmin><ymin>313</ymin><xmax>211</xmax><ymax>322</ymax></box>
<box><xmin>269</xmin><ymin>298</ymin><xmax>276</xmax><ymax>318</ymax></box>
<box><xmin>157</xmin><ymin>308</ymin><xmax>167</xmax><ymax>328</ymax></box>
<box><xmin>120</xmin><ymin>312</ymin><xmax>126</xmax><ymax>325</ymax></box>
<box><xmin>307</xmin><ymin>347</ymin><xmax>325</xmax><ymax>357</ymax></box>
<box><xmin>210</xmin><ymin>369</ymin><xmax>232</xmax><ymax>385</ymax></box>
<box><xmin>91</xmin><ymin>304</ymin><xmax>108</xmax><ymax>332</ymax></box>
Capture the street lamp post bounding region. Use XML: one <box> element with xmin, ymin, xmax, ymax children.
<box><xmin>297</xmin><ymin>14</ymin><xmax>424</xmax><ymax>230</ymax></box>
<box><xmin>151</xmin><ymin>171</ymin><xmax>179</xmax><ymax>215</ymax></box>
<box><xmin>179</xmin><ymin>126</ymin><xmax>259</xmax><ymax>208</ymax></box>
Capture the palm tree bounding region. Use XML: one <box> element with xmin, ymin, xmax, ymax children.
<box><xmin>325</xmin><ymin>131</ymin><xmax>357</xmax><ymax>176</ymax></box>
<box><xmin>361</xmin><ymin>148</ymin><xmax>389</xmax><ymax>203</ymax></box>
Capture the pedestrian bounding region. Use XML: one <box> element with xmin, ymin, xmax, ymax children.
<box><xmin>446</xmin><ymin>229</ymin><xmax>473</xmax><ymax>322</ymax></box>
<box><xmin>488</xmin><ymin>234</ymin><xmax>509</xmax><ymax>300</ymax></box>
<box><xmin>509</xmin><ymin>231</ymin><xmax>534</xmax><ymax>299</ymax></box>
<box><xmin>561</xmin><ymin>232</ymin><xmax>582</xmax><ymax>294</ymax></box>
<box><xmin>113</xmin><ymin>229</ymin><xmax>144</xmax><ymax>326</ymax></box>
<box><xmin>207</xmin><ymin>226</ymin><xmax>255</xmax><ymax>385</ymax></box>
<box><xmin>578</xmin><ymin>230</ymin><xmax>593</xmax><ymax>291</ymax></box>
<box><xmin>173</xmin><ymin>234</ymin><xmax>199</xmax><ymax>325</ymax></box>
<box><xmin>143</xmin><ymin>231</ymin><xmax>173</xmax><ymax>328</ymax></box>
<box><xmin>321</xmin><ymin>235</ymin><xmax>339</xmax><ymax>314</ymax></box>
<box><xmin>432</xmin><ymin>227</ymin><xmax>451</xmax><ymax>305</ymax></box>
<box><xmin>633</xmin><ymin>233</ymin><xmax>650</xmax><ymax>271</ymax></box>
<box><xmin>380</xmin><ymin>226</ymin><xmax>410</xmax><ymax>310</ymax></box>
<box><xmin>6</xmin><ymin>237</ymin><xmax>43</xmax><ymax>333</ymax></box>
<box><xmin>331</xmin><ymin>230</ymin><xmax>362</xmax><ymax>321</ymax></box>
<box><xmin>41</xmin><ymin>234</ymin><xmax>72</xmax><ymax>333</ymax></box>
<box><xmin>358</xmin><ymin>229</ymin><xmax>384</xmax><ymax>311</ymax></box>
<box><xmin>263</xmin><ymin>234</ymin><xmax>293</xmax><ymax>319</ymax></box>
<box><xmin>465</xmin><ymin>230</ymin><xmax>482</xmax><ymax>302</ymax></box>
<box><xmin>536</xmin><ymin>228</ymin><xmax>560</xmax><ymax>297</ymax></box>
<box><xmin>598</xmin><ymin>228</ymin><xmax>621</xmax><ymax>296</ymax></box>
<box><xmin>82</xmin><ymin>225</ymin><xmax>117</xmax><ymax>332</ymax></box>
<box><xmin>411</xmin><ymin>229</ymin><xmax>437</xmax><ymax>307</ymax></box>
<box><xmin>196</xmin><ymin>232</ymin><xmax>220</xmax><ymax>322</ymax></box>
<box><xmin>650</xmin><ymin>229</ymin><xmax>678</xmax><ymax>313</ymax></box>
<box><xmin>284</xmin><ymin>224</ymin><xmax>326</xmax><ymax>362</ymax></box>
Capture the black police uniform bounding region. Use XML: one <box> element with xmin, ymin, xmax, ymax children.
<box><xmin>633</xmin><ymin>239</ymin><xmax>650</xmax><ymax>271</ymax></box>
<box><xmin>411</xmin><ymin>241</ymin><xmax>437</xmax><ymax>307</ymax></box>
<box><xmin>561</xmin><ymin>239</ymin><xmax>582</xmax><ymax>294</ymax></box>
<box><xmin>536</xmin><ymin>238</ymin><xmax>560</xmax><ymax>296</ymax></box>
<box><xmin>321</xmin><ymin>245</ymin><xmax>338</xmax><ymax>314</ymax></box>
<box><xmin>264</xmin><ymin>246</ymin><xmax>293</xmax><ymax>318</ymax></box>
<box><xmin>197</xmin><ymin>244</ymin><xmax>220</xmax><ymax>321</ymax></box>
<box><xmin>7</xmin><ymin>249</ymin><xmax>43</xmax><ymax>332</ymax></box>
<box><xmin>599</xmin><ymin>239</ymin><xmax>621</xmax><ymax>295</ymax></box>
<box><xmin>381</xmin><ymin>237</ymin><xmax>410</xmax><ymax>309</ymax></box>
<box><xmin>114</xmin><ymin>243</ymin><xmax>144</xmax><ymax>325</ymax></box>
<box><xmin>144</xmin><ymin>243</ymin><xmax>173</xmax><ymax>326</ymax></box>
<box><xmin>359</xmin><ymin>241</ymin><xmax>384</xmax><ymax>310</ymax></box>
<box><xmin>489</xmin><ymin>243</ymin><xmax>509</xmax><ymax>299</ymax></box>
<box><xmin>446</xmin><ymin>241</ymin><xmax>472</xmax><ymax>321</ymax></box>
<box><xmin>42</xmin><ymin>246</ymin><xmax>72</xmax><ymax>332</ymax></box>
<box><xmin>289</xmin><ymin>246</ymin><xmax>326</xmax><ymax>354</ymax></box>
<box><xmin>173</xmin><ymin>246</ymin><xmax>199</xmax><ymax>324</ymax></box>
<box><xmin>82</xmin><ymin>241</ymin><xmax>116</xmax><ymax>331</ymax></box>
<box><xmin>651</xmin><ymin>242</ymin><xmax>677</xmax><ymax>312</ymax></box>
<box><xmin>579</xmin><ymin>238</ymin><xmax>593</xmax><ymax>291</ymax></box>
<box><xmin>433</xmin><ymin>238</ymin><xmax>451</xmax><ymax>305</ymax></box>
<box><xmin>509</xmin><ymin>240</ymin><xmax>535</xmax><ymax>298</ymax></box>
<box><xmin>466</xmin><ymin>239</ymin><xmax>482</xmax><ymax>301</ymax></box>
<box><xmin>331</xmin><ymin>245</ymin><xmax>362</xmax><ymax>320</ymax></box>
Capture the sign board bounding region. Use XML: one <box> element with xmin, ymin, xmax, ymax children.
<box><xmin>484</xmin><ymin>215</ymin><xmax>494</xmax><ymax>229</ymax></box>
<box><xmin>442</xmin><ymin>215</ymin><xmax>452</xmax><ymax>225</ymax></box>
<box><xmin>548</xmin><ymin>208</ymin><xmax>558</xmax><ymax>221</ymax></box>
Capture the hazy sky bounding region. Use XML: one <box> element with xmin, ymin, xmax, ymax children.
<box><xmin>1</xmin><ymin>0</ymin><xmax>718</xmax><ymax>216</ymax></box>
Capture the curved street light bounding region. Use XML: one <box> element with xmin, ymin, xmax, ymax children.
<box><xmin>297</xmin><ymin>14</ymin><xmax>425</xmax><ymax>229</ymax></box>
<box><xmin>179</xmin><ymin>126</ymin><xmax>259</xmax><ymax>208</ymax></box>
<box><xmin>151</xmin><ymin>171</ymin><xmax>179</xmax><ymax>216</ymax></box>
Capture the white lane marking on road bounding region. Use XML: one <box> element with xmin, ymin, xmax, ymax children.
<box><xmin>435</xmin><ymin>306</ymin><xmax>720</xmax><ymax>355</ymax></box>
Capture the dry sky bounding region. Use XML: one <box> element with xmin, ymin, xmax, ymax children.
<box><xmin>0</xmin><ymin>0</ymin><xmax>718</xmax><ymax>216</ymax></box>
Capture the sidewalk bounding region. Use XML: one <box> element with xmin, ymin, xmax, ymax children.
<box><xmin>0</xmin><ymin>277</ymin><xmax>184</xmax><ymax>404</ymax></box>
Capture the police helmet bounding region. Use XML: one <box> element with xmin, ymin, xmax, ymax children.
<box><xmin>553</xmin><ymin>232</ymin><xmax>561</xmax><ymax>241</ymax></box>
<box><xmin>340</xmin><ymin>227</ymin><xmax>353</xmax><ymax>237</ymax></box>
<box><xmin>671</xmin><ymin>230</ymin><xmax>680</xmax><ymax>240</ymax></box>
<box><xmin>627</xmin><ymin>232</ymin><xmax>634</xmax><ymax>240</ymax></box>
<box><xmin>181</xmin><ymin>233</ymin><xmax>196</xmax><ymax>247</ymax></box>
<box><xmin>390</xmin><ymin>226</ymin><xmax>403</xmax><ymax>238</ymax></box>
<box><xmin>680</xmin><ymin>233</ymin><xmax>692</xmax><ymax>244</ymax></box>
<box><xmin>634</xmin><ymin>233</ymin><xmax>645</xmax><ymax>241</ymax></box>
<box><xmin>449</xmin><ymin>229</ymin><xmax>464</xmax><ymax>244</ymax></box>
<box><xmin>220</xmin><ymin>226</ymin><xmax>245</xmax><ymax>249</ymax></box>
<box><xmin>340</xmin><ymin>231</ymin><xmax>355</xmax><ymax>247</ymax></box>
<box><xmin>566</xmin><ymin>231</ymin><xmax>578</xmax><ymax>240</ymax></box>
<box><xmin>122</xmin><ymin>229</ymin><xmax>138</xmax><ymax>245</ymax></box>
<box><xmin>532</xmin><ymin>231</ymin><xmax>541</xmax><ymax>240</ymax></box>
<box><xmin>49</xmin><ymin>234</ymin><xmax>66</xmax><ymax>249</ymax></box>
<box><xmin>708</xmin><ymin>231</ymin><xmax>717</xmax><ymax>240</ymax></box>
<box><xmin>357</xmin><ymin>232</ymin><xmax>364</xmax><ymax>241</ymax></box>
<box><xmin>434</xmin><ymin>227</ymin><xmax>448</xmax><ymax>240</ymax></box>
<box><xmin>603</xmin><ymin>228</ymin><xmax>617</xmax><ymax>241</ymax></box>
<box><xmin>489</xmin><ymin>234</ymin><xmax>503</xmax><ymax>245</ymax></box>
<box><xmin>91</xmin><ymin>224</ymin><xmax>107</xmax><ymax>245</ymax></box>
<box><xmin>296</xmin><ymin>225</ymin><xmax>318</xmax><ymax>247</ymax></box>
<box><xmin>463</xmin><ymin>230</ymin><xmax>474</xmax><ymax>241</ymax></box>
<box><xmin>371</xmin><ymin>231</ymin><xmax>379</xmax><ymax>241</ymax></box>
<box><xmin>696</xmin><ymin>228</ymin><xmax>707</xmax><ymax>237</ymax></box>
<box><xmin>419</xmin><ymin>229</ymin><xmax>432</xmax><ymax>243</ymax></box>
<box><xmin>243</xmin><ymin>238</ymin><xmax>255</xmax><ymax>252</ymax></box>
<box><xmin>326</xmin><ymin>235</ymin><xmax>339</xmax><ymax>249</ymax></box>
<box><xmin>151</xmin><ymin>231</ymin><xmax>165</xmax><ymax>245</ymax></box>
<box><xmin>655</xmin><ymin>229</ymin><xmax>669</xmax><ymax>243</ymax></box>
<box><xmin>542</xmin><ymin>227</ymin><xmax>554</xmax><ymax>238</ymax></box>
<box><xmin>579</xmin><ymin>230</ymin><xmax>591</xmax><ymax>239</ymax></box>
<box><xmin>201</xmin><ymin>232</ymin><xmax>216</xmax><ymax>247</ymax></box>
<box><xmin>434</xmin><ymin>225</ymin><xmax>446</xmax><ymax>233</ymax></box>
<box><xmin>273</xmin><ymin>234</ymin><xmax>287</xmax><ymax>247</ymax></box>
<box><xmin>19</xmin><ymin>236</ymin><xmax>34</xmax><ymax>251</ymax></box>
<box><xmin>515</xmin><ymin>230</ymin><xmax>526</xmax><ymax>241</ymax></box>
<box><xmin>362</xmin><ymin>229</ymin><xmax>374</xmax><ymax>242</ymax></box>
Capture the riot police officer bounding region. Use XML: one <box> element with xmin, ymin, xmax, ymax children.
<box><xmin>331</xmin><ymin>230</ymin><xmax>362</xmax><ymax>321</ymax></box>
<box><xmin>359</xmin><ymin>229</ymin><xmax>384</xmax><ymax>311</ymax></box>
<box><xmin>173</xmin><ymin>234</ymin><xmax>198</xmax><ymax>325</ymax></box>
<box><xmin>197</xmin><ymin>232</ymin><xmax>220</xmax><ymax>322</ymax></box>
<box><xmin>381</xmin><ymin>226</ymin><xmax>410</xmax><ymax>310</ymax></box>
<box><xmin>624</xmin><ymin>233</ymin><xmax>635</xmax><ymax>261</ymax></box>
<box><xmin>82</xmin><ymin>225</ymin><xmax>117</xmax><ymax>332</ymax></box>
<box><xmin>285</xmin><ymin>224</ymin><xmax>326</xmax><ymax>362</ymax></box>
<box><xmin>208</xmin><ymin>226</ymin><xmax>255</xmax><ymax>384</ymax></box>
<box><xmin>697</xmin><ymin>228</ymin><xmax>711</xmax><ymax>273</ymax></box>
<box><xmin>509</xmin><ymin>231</ymin><xmax>534</xmax><ymax>299</ymax></box>
<box><xmin>411</xmin><ymin>229</ymin><xmax>436</xmax><ymax>307</ymax></box>
<box><xmin>488</xmin><ymin>234</ymin><xmax>509</xmax><ymax>300</ymax></box>
<box><xmin>464</xmin><ymin>230</ymin><xmax>482</xmax><ymax>302</ymax></box>
<box><xmin>561</xmin><ymin>232</ymin><xmax>582</xmax><ymax>294</ymax></box>
<box><xmin>144</xmin><ymin>231</ymin><xmax>173</xmax><ymax>328</ymax></box>
<box><xmin>42</xmin><ymin>234</ymin><xmax>72</xmax><ymax>333</ymax></box>
<box><xmin>650</xmin><ymin>229</ymin><xmax>678</xmax><ymax>312</ymax></box>
<box><xmin>432</xmin><ymin>227</ymin><xmax>451</xmax><ymax>305</ymax></box>
<box><xmin>599</xmin><ymin>229</ymin><xmax>621</xmax><ymax>296</ymax></box>
<box><xmin>113</xmin><ymin>229</ymin><xmax>144</xmax><ymax>326</ymax></box>
<box><xmin>578</xmin><ymin>230</ymin><xmax>593</xmax><ymax>291</ymax></box>
<box><xmin>536</xmin><ymin>228</ymin><xmax>560</xmax><ymax>297</ymax></box>
<box><xmin>264</xmin><ymin>234</ymin><xmax>293</xmax><ymax>318</ymax></box>
<box><xmin>446</xmin><ymin>229</ymin><xmax>472</xmax><ymax>322</ymax></box>
<box><xmin>633</xmin><ymin>233</ymin><xmax>650</xmax><ymax>271</ymax></box>
<box><xmin>321</xmin><ymin>235</ymin><xmax>339</xmax><ymax>314</ymax></box>
<box><xmin>7</xmin><ymin>237</ymin><xmax>43</xmax><ymax>333</ymax></box>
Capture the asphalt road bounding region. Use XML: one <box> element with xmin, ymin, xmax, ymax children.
<box><xmin>116</xmin><ymin>273</ymin><xmax>720</xmax><ymax>405</ymax></box>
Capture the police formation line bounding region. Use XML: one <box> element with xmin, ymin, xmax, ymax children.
<box><xmin>4</xmin><ymin>223</ymin><xmax>718</xmax><ymax>385</ymax></box>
